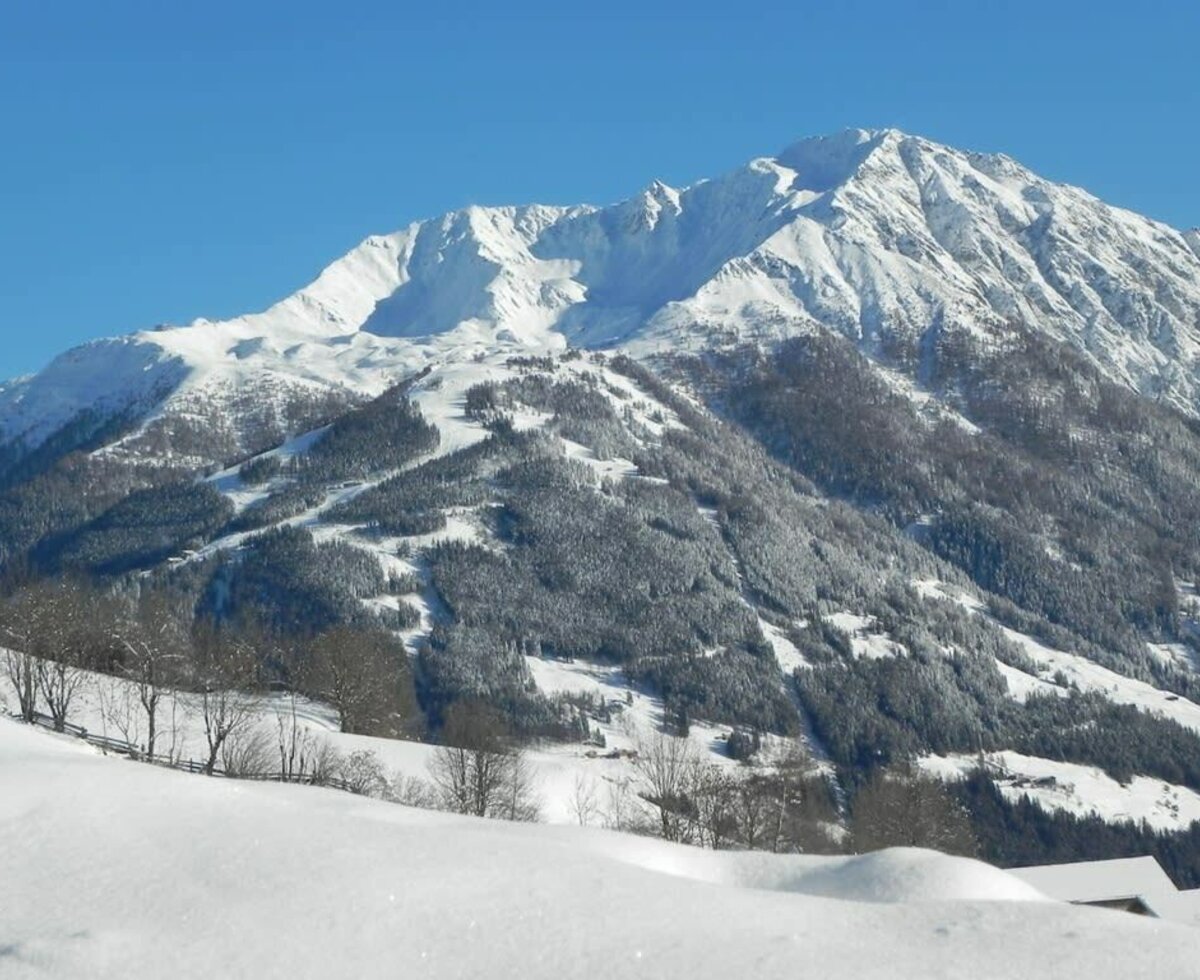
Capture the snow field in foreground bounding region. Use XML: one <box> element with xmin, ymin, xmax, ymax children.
<box><xmin>4</xmin><ymin>716</ymin><xmax>1200</xmax><ymax>980</ymax></box>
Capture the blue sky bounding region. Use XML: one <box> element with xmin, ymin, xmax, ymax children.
<box><xmin>2</xmin><ymin>0</ymin><xmax>1197</xmax><ymax>378</ymax></box>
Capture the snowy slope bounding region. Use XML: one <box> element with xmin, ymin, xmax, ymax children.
<box><xmin>5</xmin><ymin>129</ymin><xmax>1200</xmax><ymax>466</ymax></box>
<box><xmin>923</xmin><ymin>751</ymin><xmax>1200</xmax><ymax>833</ymax></box>
<box><xmin>912</xmin><ymin>578</ymin><xmax>1200</xmax><ymax>736</ymax></box>
<box><xmin>0</xmin><ymin>231</ymin><xmax>410</xmax><ymax>451</ymax></box>
<box><xmin>6</xmin><ymin>717</ymin><xmax>1200</xmax><ymax>980</ymax></box>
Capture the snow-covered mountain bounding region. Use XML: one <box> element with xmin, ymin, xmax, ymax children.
<box><xmin>4</xmin><ymin>128</ymin><xmax>1200</xmax><ymax>469</ymax></box>
<box><xmin>7</xmin><ymin>129</ymin><xmax>1200</xmax><ymax>866</ymax></box>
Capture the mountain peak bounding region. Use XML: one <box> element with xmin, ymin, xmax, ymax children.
<box><xmin>775</xmin><ymin>127</ymin><xmax>907</xmax><ymax>192</ymax></box>
<box><xmin>622</xmin><ymin>179</ymin><xmax>682</xmax><ymax>230</ymax></box>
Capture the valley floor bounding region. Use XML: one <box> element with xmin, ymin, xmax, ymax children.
<box><xmin>3</xmin><ymin>717</ymin><xmax>1200</xmax><ymax>979</ymax></box>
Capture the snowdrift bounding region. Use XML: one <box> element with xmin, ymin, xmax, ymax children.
<box><xmin>3</xmin><ymin>718</ymin><xmax>1199</xmax><ymax>979</ymax></box>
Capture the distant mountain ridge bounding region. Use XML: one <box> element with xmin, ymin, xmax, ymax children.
<box><xmin>4</xmin><ymin>128</ymin><xmax>1200</xmax><ymax>471</ymax></box>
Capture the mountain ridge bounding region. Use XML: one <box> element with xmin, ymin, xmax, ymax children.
<box><xmin>5</xmin><ymin>127</ymin><xmax>1200</xmax><ymax>471</ymax></box>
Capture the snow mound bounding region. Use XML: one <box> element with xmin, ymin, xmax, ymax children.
<box><xmin>582</xmin><ymin>835</ymin><xmax>1045</xmax><ymax>902</ymax></box>
<box><xmin>734</xmin><ymin>848</ymin><xmax>1047</xmax><ymax>903</ymax></box>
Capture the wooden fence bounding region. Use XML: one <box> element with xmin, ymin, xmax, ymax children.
<box><xmin>16</xmin><ymin>710</ymin><xmax>355</xmax><ymax>793</ymax></box>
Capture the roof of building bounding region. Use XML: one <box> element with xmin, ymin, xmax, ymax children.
<box><xmin>1010</xmin><ymin>857</ymin><xmax>1176</xmax><ymax>905</ymax></box>
<box><xmin>1010</xmin><ymin>856</ymin><xmax>1200</xmax><ymax>927</ymax></box>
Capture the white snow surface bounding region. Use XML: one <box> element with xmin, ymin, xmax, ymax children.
<box><xmin>6</xmin><ymin>717</ymin><xmax>1200</xmax><ymax>979</ymax></box>
<box><xmin>6</xmin><ymin>128</ymin><xmax>1200</xmax><ymax>461</ymax></box>
<box><xmin>999</xmin><ymin>625</ymin><xmax>1200</xmax><ymax>735</ymax></box>
<box><xmin>522</xmin><ymin>653</ymin><xmax>741</xmax><ymax>805</ymax></box>
<box><xmin>995</xmin><ymin>660</ymin><xmax>1067</xmax><ymax>702</ymax></box>
<box><xmin>825</xmin><ymin>611</ymin><xmax>908</xmax><ymax>660</ymax></box>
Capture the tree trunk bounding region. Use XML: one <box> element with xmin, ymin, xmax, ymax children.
<box><xmin>21</xmin><ymin>667</ymin><xmax>36</xmax><ymax>722</ymax></box>
<box><xmin>146</xmin><ymin>704</ymin><xmax>157</xmax><ymax>762</ymax></box>
<box><xmin>205</xmin><ymin>740</ymin><xmax>221</xmax><ymax>776</ymax></box>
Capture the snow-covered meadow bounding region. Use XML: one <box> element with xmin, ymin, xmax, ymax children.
<box><xmin>0</xmin><ymin>647</ymin><xmax>737</xmax><ymax>828</ymax></box>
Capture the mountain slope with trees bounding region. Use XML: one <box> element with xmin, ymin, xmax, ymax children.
<box><xmin>3</xmin><ymin>129</ymin><xmax>1200</xmax><ymax>874</ymax></box>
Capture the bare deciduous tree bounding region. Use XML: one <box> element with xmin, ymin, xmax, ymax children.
<box><xmin>112</xmin><ymin>594</ymin><xmax>191</xmax><ymax>761</ymax></box>
<box><xmin>631</xmin><ymin>726</ymin><xmax>701</xmax><ymax>842</ymax></box>
<box><xmin>500</xmin><ymin>751</ymin><xmax>539</xmax><ymax>823</ymax></box>
<box><xmin>301</xmin><ymin>626</ymin><xmax>416</xmax><ymax>737</ymax></box>
<box><xmin>271</xmin><ymin>690</ymin><xmax>343</xmax><ymax>785</ymax></box>
<box><xmin>391</xmin><ymin>771</ymin><xmax>438</xmax><ymax>809</ymax></box>
<box><xmin>307</xmin><ymin>737</ymin><xmax>344</xmax><ymax>787</ymax></box>
<box><xmin>36</xmin><ymin>655</ymin><xmax>85</xmax><ymax>732</ymax></box>
<box><xmin>274</xmin><ymin>691</ymin><xmax>312</xmax><ymax>781</ymax></box>
<box><xmin>192</xmin><ymin>620</ymin><xmax>261</xmax><ymax>775</ymax></box>
<box><xmin>0</xmin><ymin>584</ymin><xmax>55</xmax><ymax>722</ymax></box>
<box><xmin>764</xmin><ymin>745</ymin><xmax>821</xmax><ymax>853</ymax></box>
<box><xmin>33</xmin><ymin>581</ymin><xmax>97</xmax><ymax>732</ymax></box>
<box><xmin>0</xmin><ymin>580</ymin><xmax>104</xmax><ymax>729</ymax></box>
<box><xmin>341</xmin><ymin>749</ymin><xmax>389</xmax><ymax>797</ymax></box>
<box><xmin>691</xmin><ymin>767</ymin><xmax>739</xmax><ymax>849</ymax></box>
<box><xmin>98</xmin><ymin>674</ymin><xmax>143</xmax><ymax>752</ymax></box>
<box><xmin>2</xmin><ymin>645</ymin><xmax>39</xmax><ymax>722</ymax></box>
<box><xmin>221</xmin><ymin>725</ymin><xmax>275</xmax><ymax>778</ymax></box>
<box><xmin>602</xmin><ymin>775</ymin><xmax>639</xmax><ymax>833</ymax></box>
<box><xmin>849</xmin><ymin>766</ymin><xmax>977</xmax><ymax>857</ymax></box>
<box><xmin>729</xmin><ymin>772</ymin><xmax>776</xmax><ymax>850</ymax></box>
<box><xmin>621</xmin><ymin>728</ymin><xmax>836</xmax><ymax>852</ymax></box>
<box><xmin>429</xmin><ymin>701</ymin><xmax>539</xmax><ymax>822</ymax></box>
<box><xmin>1</xmin><ymin>642</ymin><xmax>39</xmax><ymax>724</ymax></box>
<box><xmin>569</xmin><ymin>773</ymin><xmax>602</xmax><ymax>827</ymax></box>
